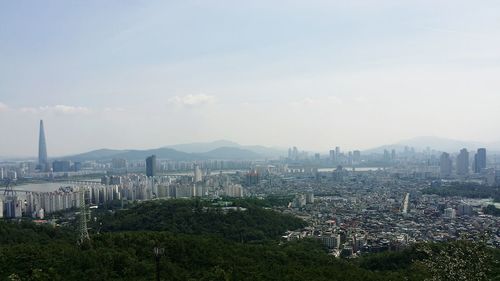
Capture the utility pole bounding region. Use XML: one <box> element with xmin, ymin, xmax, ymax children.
<box><xmin>153</xmin><ymin>246</ymin><xmax>164</xmax><ymax>281</ymax></box>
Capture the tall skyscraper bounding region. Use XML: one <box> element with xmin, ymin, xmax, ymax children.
<box><xmin>292</xmin><ymin>146</ymin><xmax>298</xmax><ymax>160</ymax></box>
<box><xmin>440</xmin><ymin>152</ymin><xmax>452</xmax><ymax>178</ymax></box>
<box><xmin>314</xmin><ymin>153</ymin><xmax>321</xmax><ymax>162</ymax></box>
<box><xmin>329</xmin><ymin>150</ymin><xmax>336</xmax><ymax>164</ymax></box>
<box><xmin>38</xmin><ymin>120</ymin><xmax>48</xmax><ymax>171</ymax></box>
<box><xmin>473</xmin><ymin>148</ymin><xmax>487</xmax><ymax>173</ymax></box>
<box><xmin>146</xmin><ymin>155</ymin><xmax>156</xmax><ymax>177</ymax></box>
<box><xmin>383</xmin><ymin>149</ymin><xmax>391</xmax><ymax>163</ymax></box>
<box><xmin>456</xmin><ymin>148</ymin><xmax>469</xmax><ymax>176</ymax></box>
<box><xmin>353</xmin><ymin>150</ymin><xmax>361</xmax><ymax>164</ymax></box>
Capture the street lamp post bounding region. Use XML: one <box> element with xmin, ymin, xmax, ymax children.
<box><xmin>153</xmin><ymin>246</ymin><xmax>165</xmax><ymax>281</ymax></box>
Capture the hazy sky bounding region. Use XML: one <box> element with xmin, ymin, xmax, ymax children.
<box><xmin>1</xmin><ymin>1</ymin><xmax>500</xmax><ymax>157</ymax></box>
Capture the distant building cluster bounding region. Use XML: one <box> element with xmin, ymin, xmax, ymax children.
<box><xmin>99</xmin><ymin>171</ymin><xmax>245</xmax><ymax>203</ymax></box>
<box><xmin>0</xmin><ymin>186</ymin><xmax>82</xmax><ymax>219</ymax></box>
<box><xmin>288</xmin><ymin>146</ymin><xmax>362</xmax><ymax>166</ymax></box>
<box><xmin>290</xmin><ymin>192</ymin><xmax>315</xmax><ymax>208</ymax></box>
<box><xmin>439</xmin><ymin>148</ymin><xmax>496</xmax><ymax>185</ymax></box>
<box><xmin>1</xmin><ymin>120</ymin><xmax>499</xmax><ymax>258</ymax></box>
<box><xmin>277</xmin><ymin>170</ymin><xmax>499</xmax><ymax>257</ymax></box>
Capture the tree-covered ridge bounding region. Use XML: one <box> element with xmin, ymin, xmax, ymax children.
<box><xmin>98</xmin><ymin>199</ymin><xmax>306</xmax><ymax>242</ymax></box>
<box><xmin>0</xmin><ymin>199</ymin><xmax>498</xmax><ymax>281</ymax></box>
<box><xmin>0</xmin><ymin>223</ymin><xmax>414</xmax><ymax>281</ymax></box>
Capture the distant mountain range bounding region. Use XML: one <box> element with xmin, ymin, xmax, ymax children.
<box><xmin>364</xmin><ymin>136</ymin><xmax>500</xmax><ymax>154</ymax></box>
<box><xmin>165</xmin><ymin>140</ymin><xmax>286</xmax><ymax>157</ymax></box>
<box><xmin>166</xmin><ymin>140</ymin><xmax>241</xmax><ymax>153</ymax></box>
<box><xmin>3</xmin><ymin>137</ymin><xmax>499</xmax><ymax>162</ymax></box>
<box><xmin>63</xmin><ymin>141</ymin><xmax>286</xmax><ymax>162</ymax></box>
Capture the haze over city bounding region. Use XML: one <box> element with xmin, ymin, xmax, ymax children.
<box><xmin>2</xmin><ymin>1</ymin><xmax>500</xmax><ymax>280</ymax></box>
<box><xmin>1</xmin><ymin>0</ymin><xmax>500</xmax><ymax>156</ymax></box>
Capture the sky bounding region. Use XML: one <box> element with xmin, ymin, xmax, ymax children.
<box><xmin>1</xmin><ymin>0</ymin><xmax>500</xmax><ymax>157</ymax></box>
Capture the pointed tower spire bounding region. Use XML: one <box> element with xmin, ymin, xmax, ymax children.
<box><xmin>38</xmin><ymin>120</ymin><xmax>48</xmax><ymax>170</ymax></box>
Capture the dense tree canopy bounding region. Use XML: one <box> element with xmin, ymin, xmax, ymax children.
<box><xmin>0</xmin><ymin>199</ymin><xmax>497</xmax><ymax>281</ymax></box>
<box><xmin>97</xmin><ymin>199</ymin><xmax>306</xmax><ymax>242</ymax></box>
<box><xmin>483</xmin><ymin>205</ymin><xmax>500</xmax><ymax>217</ymax></box>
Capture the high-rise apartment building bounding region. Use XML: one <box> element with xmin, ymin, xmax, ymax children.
<box><xmin>193</xmin><ymin>164</ymin><xmax>202</xmax><ymax>182</ymax></box>
<box><xmin>112</xmin><ymin>158</ymin><xmax>127</xmax><ymax>169</ymax></box>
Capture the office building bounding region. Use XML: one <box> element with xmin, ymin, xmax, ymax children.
<box><xmin>52</xmin><ymin>160</ymin><xmax>71</xmax><ymax>172</ymax></box>
<box><xmin>73</xmin><ymin>162</ymin><xmax>82</xmax><ymax>172</ymax></box>
<box><xmin>146</xmin><ymin>155</ymin><xmax>156</xmax><ymax>177</ymax></box>
<box><xmin>383</xmin><ymin>150</ymin><xmax>391</xmax><ymax>163</ymax></box>
<box><xmin>353</xmin><ymin>150</ymin><xmax>361</xmax><ymax>164</ymax></box>
<box><xmin>439</xmin><ymin>152</ymin><xmax>452</xmax><ymax>178</ymax></box>
<box><xmin>456</xmin><ymin>148</ymin><xmax>469</xmax><ymax>176</ymax></box>
<box><xmin>329</xmin><ymin>150</ymin><xmax>336</xmax><ymax>163</ymax></box>
<box><xmin>347</xmin><ymin>151</ymin><xmax>353</xmax><ymax>165</ymax></box>
<box><xmin>473</xmin><ymin>148</ymin><xmax>486</xmax><ymax>173</ymax></box>
<box><xmin>38</xmin><ymin>120</ymin><xmax>48</xmax><ymax>171</ymax></box>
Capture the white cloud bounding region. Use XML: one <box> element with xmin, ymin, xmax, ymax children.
<box><xmin>0</xmin><ymin>102</ymin><xmax>8</xmax><ymax>112</ymax></box>
<box><xmin>168</xmin><ymin>94</ymin><xmax>215</xmax><ymax>107</ymax></box>
<box><xmin>19</xmin><ymin>105</ymin><xmax>91</xmax><ymax>114</ymax></box>
<box><xmin>51</xmin><ymin>105</ymin><xmax>91</xmax><ymax>114</ymax></box>
<box><xmin>103</xmin><ymin>107</ymin><xmax>125</xmax><ymax>112</ymax></box>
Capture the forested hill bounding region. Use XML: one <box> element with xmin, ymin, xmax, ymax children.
<box><xmin>0</xmin><ymin>199</ymin><xmax>498</xmax><ymax>281</ymax></box>
<box><xmin>97</xmin><ymin>199</ymin><xmax>306</xmax><ymax>242</ymax></box>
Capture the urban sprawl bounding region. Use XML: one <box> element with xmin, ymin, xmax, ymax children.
<box><xmin>0</xmin><ymin>120</ymin><xmax>499</xmax><ymax>258</ymax></box>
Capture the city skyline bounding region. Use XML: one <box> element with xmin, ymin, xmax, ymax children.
<box><xmin>2</xmin><ymin>1</ymin><xmax>500</xmax><ymax>156</ymax></box>
<box><xmin>1</xmin><ymin>2</ymin><xmax>499</xmax><ymax>279</ymax></box>
<box><xmin>2</xmin><ymin>120</ymin><xmax>500</xmax><ymax>159</ymax></box>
